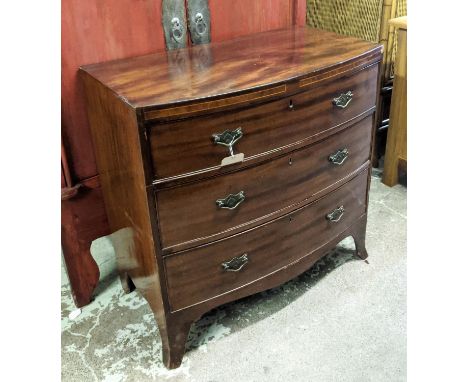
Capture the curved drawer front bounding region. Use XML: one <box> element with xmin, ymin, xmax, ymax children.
<box><xmin>156</xmin><ymin>116</ymin><xmax>372</xmax><ymax>251</ymax></box>
<box><xmin>149</xmin><ymin>64</ymin><xmax>378</xmax><ymax>181</ymax></box>
<box><xmin>164</xmin><ymin>170</ymin><xmax>368</xmax><ymax>312</ymax></box>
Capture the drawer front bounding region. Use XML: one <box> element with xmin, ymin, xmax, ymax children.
<box><xmin>156</xmin><ymin>115</ymin><xmax>372</xmax><ymax>251</ymax></box>
<box><xmin>149</xmin><ymin>64</ymin><xmax>378</xmax><ymax>180</ymax></box>
<box><xmin>164</xmin><ymin>170</ymin><xmax>368</xmax><ymax>312</ymax></box>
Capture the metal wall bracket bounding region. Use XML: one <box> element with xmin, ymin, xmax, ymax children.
<box><xmin>162</xmin><ymin>0</ymin><xmax>188</xmax><ymax>50</ymax></box>
<box><xmin>187</xmin><ymin>0</ymin><xmax>211</xmax><ymax>45</ymax></box>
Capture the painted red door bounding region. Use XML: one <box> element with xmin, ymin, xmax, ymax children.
<box><xmin>61</xmin><ymin>0</ymin><xmax>306</xmax><ymax>307</ymax></box>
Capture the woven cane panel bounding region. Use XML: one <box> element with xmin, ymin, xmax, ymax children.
<box><xmin>306</xmin><ymin>0</ymin><xmax>384</xmax><ymax>43</ymax></box>
<box><xmin>396</xmin><ymin>0</ymin><xmax>407</xmax><ymax>17</ymax></box>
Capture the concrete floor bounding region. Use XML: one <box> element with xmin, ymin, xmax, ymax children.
<box><xmin>61</xmin><ymin>171</ymin><xmax>406</xmax><ymax>382</ymax></box>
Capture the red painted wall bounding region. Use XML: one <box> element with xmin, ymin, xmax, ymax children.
<box><xmin>211</xmin><ymin>0</ymin><xmax>305</xmax><ymax>42</ymax></box>
<box><xmin>62</xmin><ymin>0</ymin><xmax>165</xmax><ymax>181</ymax></box>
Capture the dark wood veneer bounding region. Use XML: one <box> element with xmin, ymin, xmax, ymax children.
<box><xmin>157</xmin><ymin>116</ymin><xmax>373</xmax><ymax>252</ymax></box>
<box><xmin>80</xmin><ymin>26</ymin><xmax>381</xmax><ymax>369</ymax></box>
<box><xmin>165</xmin><ymin>170</ymin><xmax>368</xmax><ymax>311</ymax></box>
<box><xmin>149</xmin><ymin>64</ymin><xmax>378</xmax><ymax>181</ymax></box>
<box><xmin>81</xmin><ymin>27</ymin><xmax>381</xmax><ymax>111</ymax></box>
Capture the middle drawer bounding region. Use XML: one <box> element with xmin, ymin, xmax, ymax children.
<box><xmin>156</xmin><ymin>115</ymin><xmax>372</xmax><ymax>253</ymax></box>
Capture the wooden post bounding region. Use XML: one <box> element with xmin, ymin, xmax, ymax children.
<box><xmin>382</xmin><ymin>16</ymin><xmax>407</xmax><ymax>186</ymax></box>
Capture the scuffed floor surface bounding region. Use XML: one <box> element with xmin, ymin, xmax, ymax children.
<box><xmin>61</xmin><ymin>173</ymin><xmax>406</xmax><ymax>382</ymax></box>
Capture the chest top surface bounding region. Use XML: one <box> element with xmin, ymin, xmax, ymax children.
<box><xmin>80</xmin><ymin>26</ymin><xmax>381</xmax><ymax>109</ymax></box>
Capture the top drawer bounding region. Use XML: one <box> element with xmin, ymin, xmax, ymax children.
<box><xmin>148</xmin><ymin>64</ymin><xmax>378</xmax><ymax>182</ymax></box>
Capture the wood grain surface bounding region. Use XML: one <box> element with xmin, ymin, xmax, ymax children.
<box><xmin>383</xmin><ymin>17</ymin><xmax>407</xmax><ymax>186</ymax></box>
<box><xmin>157</xmin><ymin>116</ymin><xmax>373</xmax><ymax>252</ymax></box>
<box><xmin>81</xmin><ymin>27</ymin><xmax>381</xmax><ymax>110</ymax></box>
<box><xmin>80</xmin><ymin>71</ymin><xmax>170</xmax><ymax>321</ymax></box>
<box><xmin>164</xmin><ymin>170</ymin><xmax>368</xmax><ymax>311</ymax></box>
<box><xmin>80</xmin><ymin>25</ymin><xmax>380</xmax><ymax>369</ymax></box>
<box><xmin>149</xmin><ymin>64</ymin><xmax>378</xmax><ymax>181</ymax></box>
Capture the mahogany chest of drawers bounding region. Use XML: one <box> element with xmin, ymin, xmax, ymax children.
<box><xmin>80</xmin><ymin>26</ymin><xmax>382</xmax><ymax>369</ymax></box>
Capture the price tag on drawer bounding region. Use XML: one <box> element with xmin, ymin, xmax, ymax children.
<box><xmin>221</xmin><ymin>153</ymin><xmax>244</xmax><ymax>167</ymax></box>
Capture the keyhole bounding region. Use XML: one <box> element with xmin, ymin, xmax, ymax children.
<box><xmin>289</xmin><ymin>216</ymin><xmax>293</xmax><ymax>222</ymax></box>
<box><xmin>289</xmin><ymin>99</ymin><xmax>294</xmax><ymax>110</ymax></box>
<box><xmin>289</xmin><ymin>157</ymin><xmax>293</xmax><ymax>165</ymax></box>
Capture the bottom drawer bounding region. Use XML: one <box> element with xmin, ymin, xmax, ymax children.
<box><xmin>164</xmin><ymin>170</ymin><xmax>369</xmax><ymax>312</ymax></box>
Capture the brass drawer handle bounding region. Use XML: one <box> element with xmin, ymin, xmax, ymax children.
<box><xmin>326</xmin><ymin>206</ymin><xmax>345</xmax><ymax>222</ymax></box>
<box><xmin>212</xmin><ymin>127</ymin><xmax>243</xmax><ymax>156</ymax></box>
<box><xmin>216</xmin><ymin>191</ymin><xmax>245</xmax><ymax>209</ymax></box>
<box><xmin>332</xmin><ymin>91</ymin><xmax>353</xmax><ymax>108</ymax></box>
<box><xmin>329</xmin><ymin>148</ymin><xmax>349</xmax><ymax>165</ymax></box>
<box><xmin>222</xmin><ymin>253</ymin><xmax>249</xmax><ymax>272</ymax></box>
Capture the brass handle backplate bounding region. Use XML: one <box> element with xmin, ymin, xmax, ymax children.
<box><xmin>326</xmin><ymin>206</ymin><xmax>345</xmax><ymax>222</ymax></box>
<box><xmin>332</xmin><ymin>91</ymin><xmax>353</xmax><ymax>108</ymax></box>
<box><xmin>329</xmin><ymin>148</ymin><xmax>349</xmax><ymax>165</ymax></box>
<box><xmin>194</xmin><ymin>12</ymin><xmax>207</xmax><ymax>36</ymax></box>
<box><xmin>222</xmin><ymin>253</ymin><xmax>249</xmax><ymax>272</ymax></box>
<box><xmin>216</xmin><ymin>191</ymin><xmax>245</xmax><ymax>210</ymax></box>
<box><xmin>187</xmin><ymin>0</ymin><xmax>211</xmax><ymax>45</ymax></box>
<box><xmin>162</xmin><ymin>0</ymin><xmax>187</xmax><ymax>50</ymax></box>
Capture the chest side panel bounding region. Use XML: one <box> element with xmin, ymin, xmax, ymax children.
<box><xmin>80</xmin><ymin>72</ymin><xmax>165</xmax><ymax>308</ymax></box>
